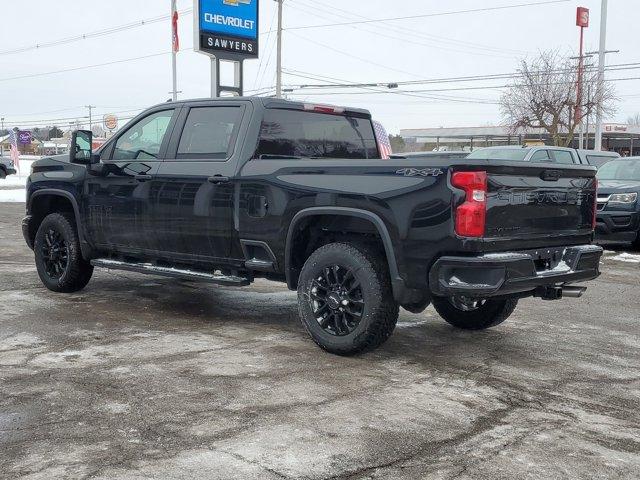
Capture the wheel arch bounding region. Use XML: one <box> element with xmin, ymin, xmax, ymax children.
<box><xmin>28</xmin><ymin>189</ymin><xmax>90</xmax><ymax>259</ymax></box>
<box><xmin>284</xmin><ymin>207</ymin><xmax>407</xmax><ymax>302</ymax></box>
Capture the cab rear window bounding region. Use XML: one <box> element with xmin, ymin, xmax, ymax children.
<box><xmin>256</xmin><ymin>109</ymin><xmax>379</xmax><ymax>159</ymax></box>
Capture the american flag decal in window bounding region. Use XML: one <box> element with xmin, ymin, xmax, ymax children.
<box><xmin>373</xmin><ymin>120</ymin><xmax>392</xmax><ymax>159</ymax></box>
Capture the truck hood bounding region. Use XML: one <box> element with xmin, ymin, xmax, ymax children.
<box><xmin>597</xmin><ymin>179</ymin><xmax>640</xmax><ymax>195</ymax></box>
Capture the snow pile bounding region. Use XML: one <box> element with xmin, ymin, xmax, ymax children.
<box><xmin>0</xmin><ymin>189</ymin><xmax>26</xmax><ymax>202</ymax></box>
<box><xmin>0</xmin><ymin>159</ymin><xmax>37</xmax><ymax>203</ymax></box>
<box><xmin>608</xmin><ymin>253</ymin><xmax>640</xmax><ymax>264</ymax></box>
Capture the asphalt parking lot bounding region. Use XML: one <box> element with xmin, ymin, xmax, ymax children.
<box><xmin>1</xmin><ymin>202</ymin><xmax>639</xmax><ymax>479</ymax></box>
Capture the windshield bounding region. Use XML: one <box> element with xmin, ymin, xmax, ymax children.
<box><xmin>597</xmin><ymin>159</ymin><xmax>640</xmax><ymax>181</ymax></box>
<box><xmin>467</xmin><ymin>148</ymin><xmax>529</xmax><ymax>161</ymax></box>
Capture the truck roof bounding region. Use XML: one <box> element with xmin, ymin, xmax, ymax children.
<box><xmin>146</xmin><ymin>97</ymin><xmax>372</xmax><ymax>117</ymax></box>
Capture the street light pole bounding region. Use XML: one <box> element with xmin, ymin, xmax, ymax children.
<box><xmin>275</xmin><ymin>0</ymin><xmax>283</xmax><ymax>98</ymax></box>
<box><xmin>594</xmin><ymin>0</ymin><xmax>608</xmax><ymax>151</ymax></box>
<box><xmin>85</xmin><ymin>105</ymin><xmax>95</xmax><ymax>131</ymax></box>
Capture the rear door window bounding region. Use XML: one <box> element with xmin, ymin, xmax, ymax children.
<box><xmin>257</xmin><ymin>109</ymin><xmax>379</xmax><ymax>159</ymax></box>
<box><xmin>177</xmin><ymin>106</ymin><xmax>243</xmax><ymax>160</ymax></box>
<box><xmin>529</xmin><ymin>149</ymin><xmax>551</xmax><ymax>162</ymax></box>
<box><xmin>550</xmin><ymin>150</ymin><xmax>577</xmax><ymax>164</ymax></box>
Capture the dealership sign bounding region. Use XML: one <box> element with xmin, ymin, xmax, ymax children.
<box><xmin>18</xmin><ymin>131</ymin><xmax>32</xmax><ymax>145</ymax></box>
<box><xmin>194</xmin><ymin>0</ymin><xmax>259</xmax><ymax>58</ymax></box>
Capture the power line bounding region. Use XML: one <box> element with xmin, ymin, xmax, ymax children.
<box><xmin>0</xmin><ymin>9</ymin><xmax>194</xmax><ymax>56</ymax></box>
<box><xmin>283</xmin><ymin>75</ymin><xmax>640</xmax><ymax>97</ymax></box>
<box><xmin>307</xmin><ymin>0</ymin><xmax>531</xmax><ymax>56</ymax></box>
<box><xmin>0</xmin><ymin>50</ymin><xmax>185</xmax><ymax>83</ymax></box>
<box><xmin>282</xmin><ymin>69</ymin><xmax>500</xmax><ymax>105</ymax></box>
<box><xmin>283</xmin><ymin>63</ymin><xmax>640</xmax><ymax>91</ymax></box>
<box><xmin>291</xmin><ymin>0</ymin><xmax>529</xmax><ymax>59</ymax></box>
<box><xmin>286</xmin><ymin>31</ymin><xmax>424</xmax><ymax>79</ymax></box>
<box><xmin>284</xmin><ymin>0</ymin><xmax>571</xmax><ymax>31</ymax></box>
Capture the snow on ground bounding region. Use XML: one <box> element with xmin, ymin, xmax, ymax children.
<box><xmin>0</xmin><ymin>159</ymin><xmax>36</xmax><ymax>202</ymax></box>
<box><xmin>0</xmin><ymin>189</ymin><xmax>26</xmax><ymax>202</ymax></box>
<box><xmin>607</xmin><ymin>252</ymin><xmax>640</xmax><ymax>264</ymax></box>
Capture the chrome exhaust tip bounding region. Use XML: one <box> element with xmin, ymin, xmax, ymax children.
<box><xmin>561</xmin><ymin>286</ymin><xmax>587</xmax><ymax>298</ymax></box>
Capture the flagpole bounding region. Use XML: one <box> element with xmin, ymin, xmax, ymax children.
<box><xmin>171</xmin><ymin>0</ymin><xmax>178</xmax><ymax>102</ymax></box>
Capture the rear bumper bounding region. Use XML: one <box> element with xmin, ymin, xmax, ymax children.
<box><xmin>595</xmin><ymin>211</ymin><xmax>639</xmax><ymax>244</ymax></box>
<box><xmin>6</xmin><ymin>167</ymin><xmax>17</xmax><ymax>175</ymax></box>
<box><xmin>22</xmin><ymin>215</ymin><xmax>33</xmax><ymax>249</ymax></box>
<box><xmin>429</xmin><ymin>244</ymin><xmax>602</xmax><ymax>298</ymax></box>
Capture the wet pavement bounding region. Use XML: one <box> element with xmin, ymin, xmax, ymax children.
<box><xmin>1</xmin><ymin>202</ymin><xmax>639</xmax><ymax>479</ymax></box>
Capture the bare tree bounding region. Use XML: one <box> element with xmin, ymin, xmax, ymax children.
<box><xmin>501</xmin><ymin>50</ymin><xmax>617</xmax><ymax>146</ymax></box>
<box><xmin>627</xmin><ymin>113</ymin><xmax>640</xmax><ymax>126</ymax></box>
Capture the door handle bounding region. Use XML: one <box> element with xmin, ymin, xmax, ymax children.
<box><xmin>134</xmin><ymin>174</ymin><xmax>153</xmax><ymax>182</ymax></box>
<box><xmin>540</xmin><ymin>169</ymin><xmax>561</xmax><ymax>181</ymax></box>
<box><xmin>208</xmin><ymin>175</ymin><xmax>230</xmax><ymax>184</ymax></box>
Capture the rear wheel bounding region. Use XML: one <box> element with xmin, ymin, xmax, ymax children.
<box><xmin>432</xmin><ymin>296</ymin><xmax>517</xmax><ymax>330</ymax></box>
<box><xmin>297</xmin><ymin>242</ymin><xmax>399</xmax><ymax>355</ymax></box>
<box><xmin>34</xmin><ymin>213</ymin><xmax>93</xmax><ymax>293</ymax></box>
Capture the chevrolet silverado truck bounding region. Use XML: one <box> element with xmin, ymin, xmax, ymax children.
<box><xmin>22</xmin><ymin>98</ymin><xmax>602</xmax><ymax>355</ymax></box>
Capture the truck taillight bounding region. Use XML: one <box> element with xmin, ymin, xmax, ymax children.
<box><xmin>452</xmin><ymin>171</ymin><xmax>487</xmax><ymax>238</ymax></box>
<box><xmin>592</xmin><ymin>181</ymin><xmax>598</xmax><ymax>230</ymax></box>
<box><xmin>303</xmin><ymin>103</ymin><xmax>345</xmax><ymax>114</ymax></box>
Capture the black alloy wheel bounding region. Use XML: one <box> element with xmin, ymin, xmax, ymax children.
<box><xmin>34</xmin><ymin>212</ymin><xmax>94</xmax><ymax>293</ymax></box>
<box><xmin>40</xmin><ymin>227</ymin><xmax>70</xmax><ymax>279</ymax></box>
<box><xmin>309</xmin><ymin>265</ymin><xmax>364</xmax><ymax>336</ymax></box>
<box><xmin>297</xmin><ymin>242</ymin><xmax>399</xmax><ymax>355</ymax></box>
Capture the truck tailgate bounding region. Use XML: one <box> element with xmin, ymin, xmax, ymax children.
<box><xmin>460</xmin><ymin>163</ymin><xmax>597</xmax><ymax>241</ymax></box>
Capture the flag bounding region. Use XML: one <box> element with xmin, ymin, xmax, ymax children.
<box><xmin>172</xmin><ymin>1</ymin><xmax>179</xmax><ymax>53</ymax></box>
<box><xmin>8</xmin><ymin>129</ymin><xmax>20</xmax><ymax>173</ymax></box>
<box><xmin>373</xmin><ymin>120</ymin><xmax>393</xmax><ymax>159</ymax></box>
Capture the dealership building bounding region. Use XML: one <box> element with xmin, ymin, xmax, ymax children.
<box><xmin>400</xmin><ymin>123</ymin><xmax>640</xmax><ymax>156</ymax></box>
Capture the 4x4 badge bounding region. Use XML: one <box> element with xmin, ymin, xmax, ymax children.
<box><xmin>396</xmin><ymin>168</ymin><xmax>444</xmax><ymax>177</ymax></box>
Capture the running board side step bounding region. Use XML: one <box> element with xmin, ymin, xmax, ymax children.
<box><xmin>90</xmin><ymin>259</ymin><xmax>250</xmax><ymax>286</ymax></box>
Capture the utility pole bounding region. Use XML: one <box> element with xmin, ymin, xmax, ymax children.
<box><xmin>574</xmin><ymin>7</ymin><xmax>589</xmax><ymax>150</ymax></box>
<box><xmin>171</xmin><ymin>0</ymin><xmax>179</xmax><ymax>101</ymax></box>
<box><xmin>275</xmin><ymin>0</ymin><xmax>283</xmax><ymax>98</ymax></box>
<box><xmin>85</xmin><ymin>105</ymin><xmax>95</xmax><ymax>132</ymax></box>
<box><xmin>594</xmin><ymin>0</ymin><xmax>608</xmax><ymax>151</ymax></box>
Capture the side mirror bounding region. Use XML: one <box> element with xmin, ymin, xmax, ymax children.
<box><xmin>70</xmin><ymin>130</ymin><xmax>98</xmax><ymax>164</ymax></box>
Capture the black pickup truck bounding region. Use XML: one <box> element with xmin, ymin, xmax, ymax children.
<box><xmin>22</xmin><ymin>98</ymin><xmax>602</xmax><ymax>355</ymax></box>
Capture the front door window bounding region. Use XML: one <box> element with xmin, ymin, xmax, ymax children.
<box><xmin>113</xmin><ymin>110</ymin><xmax>174</xmax><ymax>160</ymax></box>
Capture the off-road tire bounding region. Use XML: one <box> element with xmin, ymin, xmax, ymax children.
<box><xmin>297</xmin><ymin>242</ymin><xmax>399</xmax><ymax>355</ymax></box>
<box><xmin>432</xmin><ymin>296</ymin><xmax>518</xmax><ymax>330</ymax></box>
<box><xmin>34</xmin><ymin>213</ymin><xmax>93</xmax><ymax>293</ymax></box>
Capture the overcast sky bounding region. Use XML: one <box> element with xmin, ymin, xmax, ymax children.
<box><xmin>0</xmin><ymin>0</ymin><xmax>637</xmax><ymax>134</ymax></box>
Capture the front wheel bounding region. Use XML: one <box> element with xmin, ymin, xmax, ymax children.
<box><xmin>432</xmin><ymin>296</ymin><xmax>517</xmax><ymax>330</ymax></box>
<box><xmin>297</xmin><ymin>242</ymin><xmax>399</xmax><ymax>355</ymax></box>
<box><xmin>34</xmin><ymin>213</ymin><xmax>94</xmax><ymax>293</ymax></box>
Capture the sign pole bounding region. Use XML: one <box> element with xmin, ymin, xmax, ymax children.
<box><xmin>594</xmin><ymin>0</ymin><xmax>608</xmax><ymax>151</ymax></box>
<box><xmin>211</xmin><ymin>57</ymin><xmax>218</xmax><ymax>98</ymax></box>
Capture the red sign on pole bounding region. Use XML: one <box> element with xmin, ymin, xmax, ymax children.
<box><xmin>576</xmin><ymin>7</ymin><xmax>589</xmax><ymax>27</ymax></box>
